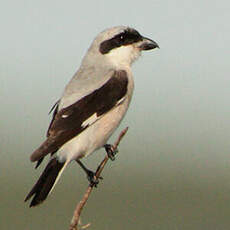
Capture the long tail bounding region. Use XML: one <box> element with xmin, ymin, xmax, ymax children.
<box><xmin>25</xmin><ymin>157</ymin><xmax>67</xmax><ymax>207</ymax></box>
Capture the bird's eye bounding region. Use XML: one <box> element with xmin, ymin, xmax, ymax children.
<box><xmin>120</xmin><ymin>35</ymin><xmax>124</xmax><ymax>41</ymax></box>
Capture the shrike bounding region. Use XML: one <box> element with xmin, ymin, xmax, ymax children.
<box><xmin>25</xmin><ymin>26</ymin><xmax>159</xmax><ymax>207</ymax></box>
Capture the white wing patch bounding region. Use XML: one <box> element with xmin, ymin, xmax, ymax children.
<box><xmin>81</xmin><ymin>113</ymin><xmax>98</xmax><ymax>128</ymax></box>
<box><xmin>81</xmin><ymin>96</ymin><xmax>126</xmax><ymax>128</ymax></box>
<box><xmin>116</xmin><ymin>96</ymin><xmax>126</xmax><ymax>106</ymax></box>
<box><xmin>62</xmin><ymin>114</ymin><xmax>69</xmax><ymax>118</ymax></box>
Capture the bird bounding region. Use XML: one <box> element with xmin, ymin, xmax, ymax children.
<box><xmin>25</xmin><ymin>26</ymin><xmax>159</xmax><ymax>207</ymax></box>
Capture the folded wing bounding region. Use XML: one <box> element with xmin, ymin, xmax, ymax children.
<box><xmin>30</xmin><ymin>70</ymin><xmax>128</xmax><ymax>162</ymax></box>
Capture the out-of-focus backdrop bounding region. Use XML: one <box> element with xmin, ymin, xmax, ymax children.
<box><xmin>1</xmin><ymin>0</ymin><xmax>230</xmax><ymax>229</ymax></box>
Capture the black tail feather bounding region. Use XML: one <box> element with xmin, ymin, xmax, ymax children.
<box><xmin>35</xmin><ymin>151</ymin><xmax>57</xmax><ymax>169</ymax></box>
<box><xmin>35</xmin><ymin>157</ymin><xmax>44</xmax><ymax>169</ymax></box>
<box><xmin>25</xmin><ymin>158</ymin><xmax>65</xmax><ymax>207</ymax></box>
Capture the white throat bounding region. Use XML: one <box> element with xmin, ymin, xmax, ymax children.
<box><xmin>106</xmin><ymin>45</ymin><xmax>141</xmax><ymax>68</ymax></box>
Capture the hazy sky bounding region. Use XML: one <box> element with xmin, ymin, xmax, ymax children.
<box><xmin>1</xmin><ymin>0</ymin><xmax>230</xmax><ymax>229</ymax></box>
<box><xmin>1</xmin><ymin>0</ymin><xmax>230</xmax><ymax>164</ymax></box>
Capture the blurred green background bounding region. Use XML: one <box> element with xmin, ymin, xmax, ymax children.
<box><xmin>1</xmin><ymin>0</ymin><xmax>230</xmax><ymax>229</ymax></box>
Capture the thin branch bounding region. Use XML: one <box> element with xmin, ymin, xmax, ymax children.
<box><xmin>69</xmin><ymin>127</ymin><xmax>129</xmax><ymax>230</ymax></box>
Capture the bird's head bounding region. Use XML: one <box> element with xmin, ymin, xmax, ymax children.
<box><xmin>84</xmin><ymin>26</ymin><xmax>159</xmax><ymax>68</ymax></box>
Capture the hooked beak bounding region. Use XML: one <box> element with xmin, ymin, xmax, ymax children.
<box><xmin>138</xmin><ymin>37</ymin><xmax>159</xmax><ymax>51</ymax></box>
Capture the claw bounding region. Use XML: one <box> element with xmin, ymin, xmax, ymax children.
<box><xmin>76</xmin><ymin>160</ymin><xmax>103</xmax><ymax>187</ymax></box>
<box><xmin>104</xmin><ymin>144</ymin><xmax>118</xmax><ymax>161</ymax></box>
<box><xmin>87</xmin><ymin>170</ymin><xmax>103</xmax><ymax>187</ymax></box>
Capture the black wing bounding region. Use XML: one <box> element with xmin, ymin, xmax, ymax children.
<box><xmin>35</xmin><ymin>100</ymin><xmax>60</xmax><ymax>168</ymax></box>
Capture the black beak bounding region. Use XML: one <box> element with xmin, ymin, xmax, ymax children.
<box><xmin>139</xmin><ymin>37</ymin><xmax>159</xmax><ymax>51</ymax></box>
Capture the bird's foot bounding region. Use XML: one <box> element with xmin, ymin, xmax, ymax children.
<box><xmin>86</xmin><ymin>170</ymin><xmax>103</xmax><ymax>188</ymax></box>
<box><xmin>104</xmin><ymin>144</ymin><xmax>118</xmax><ymax>161</ymax></box>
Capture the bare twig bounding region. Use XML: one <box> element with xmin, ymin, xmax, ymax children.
<box><xmin>69</xmin><ymin>127</ymin><xmax>129</xmax><ymax>230</ymax></box>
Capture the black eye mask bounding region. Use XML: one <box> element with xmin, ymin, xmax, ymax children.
<box><xmin>99</xmin><ymin>29</ymin><xmax>143</xmax><ymax>54</ymax></box>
